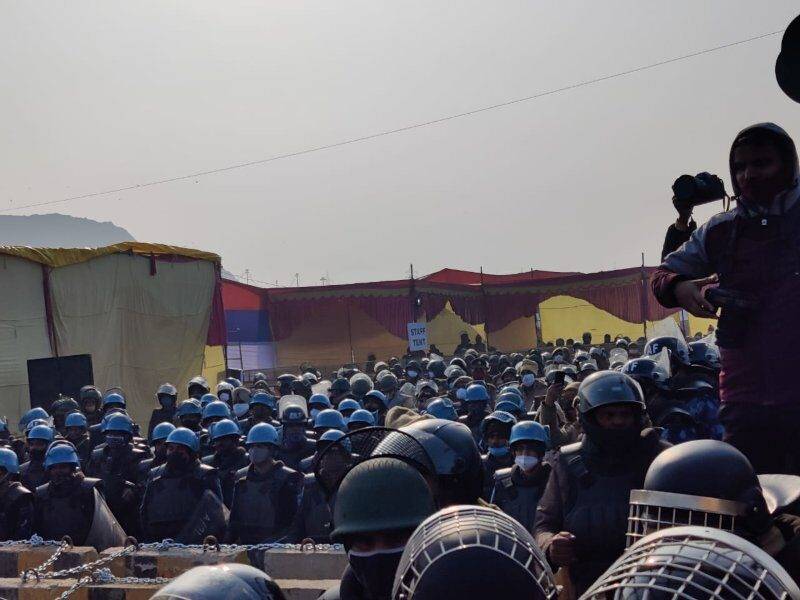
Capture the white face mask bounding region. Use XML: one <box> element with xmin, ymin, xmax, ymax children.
<box><xmin>219</xmin><ymin>392</ymin><xmax>231</xmax><ymax>402</ymax></box>
<box><xmin>407</xmin><ymin>370</ymin><xmax>418</xmax><ymax>379</ymax></box>
<box><xmin>522</xmin><ymin>373</ymin><xmax>536</xmax><ymax>387</ymax></box>
<box><xmin>515</xmin><ymin>455</ymin><xmax>539</xmax><ymax>471</ymax></box>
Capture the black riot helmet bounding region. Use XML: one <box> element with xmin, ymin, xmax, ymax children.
<box><xmin>151</xmin><ymin>563</ymin><xmax>286</xmax><ymax>600</ymax></box>
<box><xmin>644</xmin><ymin>335</ymin><xmax>690</xmax><ymax>367</ymax></box>
<box><xmin>627</xmin><ymin>440</ymin><xmax>770</xmax><ymax>546</ymax></box>
<box><xmin>577</xmin><ymin>370</ymin><xmax>646</xmax><ymax>453</ymax></box>
<box><xmin>427</xmin><ymin>359</ymin><xmax>446</xmax><ymax>379</ymax></box>
<box><xmin>393</xmin><ymin>419</ymin><xmax>483</xmax><ymax>507</ymax></box>
<box><xmin>582</xmin><ymin>527</ymin><xmax>800</xmax><ymax>600</ymax></box>
<box><xmin>393</xmin><ymin>505</ymin><xmax>558</xmax><ymax>600</ymax></box>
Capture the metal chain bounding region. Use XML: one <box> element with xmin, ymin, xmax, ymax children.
<box><xmin>20</xmin><ymin>538</ymin><xmax>70</xmax><ymax>582</ymax></box>
<box><xmin>55</xmin><ymin>575</ymin><xmax>93</xmax><ymax>600</ymax></box>
<box><xmin>33</xmin><ymin>544</ymin><xmax>137</xmax><ymax>580</ymax></box>
<box><xmin>137</xmin><ymin>539</ymin><xmax>344</xmax><ymax>553</ymax></box>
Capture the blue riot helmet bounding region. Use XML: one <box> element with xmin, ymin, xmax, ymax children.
<box><xmin>313</xmin><ymin>409</ymin><xmax>346</xmax><ymax>434</ymax></box>
<box><xmin>151</xmin><ymin>422</ymin><xmax>176</xmax><ymax>443</ymax></box>
<box><xmin>338</xmin><ymin>399</ymin><xmax>361</xmax><ymax>419</ymax></box>
<box><xmin>509</xmin><ymin>421</ymin><xmax>550</xmax><ymax>451</ymax></box>
<box><xmin>464</xmin><ymin>384</ymin><xmax>490</xmax><ymax>403</ymax></box>
<box><xmin>175</xmin><ymin>399</ymin><xmax>203</xmax><ymax>429</ymax></box>
<box><xmin>347</xmin><ymin>408</ymin><xmax>376</xmax><ymax>431</ymax></box>
<box><xmin>688</xmin><ymin>341</ymin><xmax>722</xmax><ymax>371</ymax></box>
<box><xmin>104</xmin><ymin>413</ymin><xmax>134</xmax><ymax>436</ymax></box>
<box><xmin>166</xmin><ymin>427</ymin><xmax>200</xmax><ymax>454</ymax></box>
<box><xmin>318</xmin><ymin>429</ymin><xmax>352</xmax><ymax>454</ymax></box>
<box><xmin>250</xmin><ymin>391</ymin><xmax>278</xmax><ymax>409</ymax></box>
<box><xmin>27</xmin><ymin>424</ymin><xmax>54</xmax><ymax>442</ymax></box>
<box><xmin>25</xmin><ymin>419</ymin><xmax>49</xmax><ymax>435</ymax></box>
<box><xmin>202</xmin><ymin>400</ymin><xmax>232</xmax><ymax>426</ymax></box>
<box><xmin>19</xmin><ymin>407</ymin><xmax>50</xmax><ymax>432</ymax></box>
<box><xmin>494</xmin><ymin>400</ymin><xmax>524</xmax><ymax>420</ymax></box>
<box><xmin>102</xmin><ymin>393</ymin><xmax>126</xmax><ymax>410</ymax></box>
<box><xmin>424</xmin><ymin>398</ymin><xmax>458</xmax><ymax>421</ymax></box>
<box><xmin>64</xmin><ymin>412</ymin><xmax>88</xmax><ymax>429</ymax></box>
<box><xmin>209</xmin><ymin>418</ymin><xmax>241</xmax><ymax>442</ymax></box>
<box><xmin>199</xmin><ymin>393</ymin><xmax>219</xmax><ymax>409</ymax></box>
<box><xmin>0</xmin><ymin>448</ymin><xmax>19</xmax><ymax>475</ymax></box>
<box><xmin>44</xmin><ymin>442</ymin><xmax>80</xmax><ymax>469</ymax></box>
<box><xmin>245</xmin><ymin>423</ymin><xmax>280</xmax><ymax>447</ymax></box>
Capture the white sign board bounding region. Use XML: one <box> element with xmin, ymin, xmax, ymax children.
<box><xmin>407</xmin><ymin>322</ymin><xmax>429</xmax><ymax>352</ymax></box>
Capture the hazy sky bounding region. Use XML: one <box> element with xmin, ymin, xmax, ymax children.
<box><xmin>2</xmin><ymin>2</ymin><xmax>799</xmax><ymax>286</ymax></box>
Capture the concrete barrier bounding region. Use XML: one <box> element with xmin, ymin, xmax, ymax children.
<box><xmin>0</xmin><ymin>577</ymin><xmax>336</xmax><ymax>600</ymax></box>
<box><xmin>0</xmin><ymin>545</ymin><xmax>98</xmax><ymax>578</ymax></box>
<box><xmin>100</xmin><ymin>546</ymin><xmax>348</xmax><ymax>581</ymax></box>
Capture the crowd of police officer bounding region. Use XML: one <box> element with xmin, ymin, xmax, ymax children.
<box><xmin>0</xmin><ymin>333</ymin><xmax>797</xmax><ymax>599</ymax></box>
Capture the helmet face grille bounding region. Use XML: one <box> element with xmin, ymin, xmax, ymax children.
<box><xmin>627</xmin><ymin>502</ymin><xmax>739</xmax><ymax>547</ymax></box>
<box><xmin>584</xmin><ymin>527</ymin><xmax>799</xmax><ymax>600</ymax></box>
<box><xmin>393</xmin><ymin>505</ymin><xmax>558</xmax><ymax>599</ymax></box>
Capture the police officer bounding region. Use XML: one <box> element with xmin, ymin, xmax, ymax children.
<box><xmin>0</xmin><ymin>448</ymin><xmax>33</xmax><ymax>540</ymax></box>
<box><xmin>479</xmin><ymin>411</ymin><xmax>516</xmax><ymax>498</ymax></box>
<box><xmin>393</xmin><ymin>505</ymin><xmax>558</xmax><ymax>600</ymax></box>
<box><xmin>174</xmin><ymin>399</ymin><xmax>203</xmax><ymax>433</ymax></box>
<box><xmin>361</xmin><ymin>390</ymin><xmax>390</xmax><ymax>426</ymax></box>
<box><xmin>534</xmin><ymin>370</ymin><xmax>671</xmax><ymax>596</ymax></box>
<box><xmin>140</xmin><ymin>428</ymin><xmax>223</xmax><ymax>542</ymax></box>
<box><xmin>78</xmin><ymin>386</ymin><xmax>103</xmax><ymax>427</ymax></box>
<box><xmin>627</xmin><ymin>439</ymin><xmax>800</xmax><ymax>580</ymax></box>
<box><xmin>151</xmin><ymin>563</ymin><xmax>288</xmax><ymax>600</ymax></box>
<box><xmin>226</xmin><ymin>423</ymin><xmax>303</xmax><ymax>544</ymax></box>
<box><xmin>88</xmin><ymin>393</ymin><xmax>127</xmax><ymax>449</ymax></box>
<box><xmin>85</xmin><ymin>413</ymin><xmax>148</xmax><ymax>537</ymax></box>
<box><xmin>337</xmin><ymin>399</ymin><xmax>360</xmax><ymax>422</ymax></box>
<box><xmin>147</xmin><ymin>383</ymin><xmax>178</xmax><ymax>439</ymax></box>
<box><xmin>299</xmin><ymin>429</ymin><xmax>348</xmax><ymax>474</ymax></box>
<box><xmin>32</xmin><ymin>443</ymin><xmax>104</xmax><ymax>545</ymax></box>
<box><xmin>276</xmin><ymin>404</ymin><xmax>315</xmax><ymax>471</ymax></box>
<box><xmin>50</xmin><ymin>396</ymin><xmax>80</xmax><ymax>435</ymax></box>
<box><xmin>423</xmin><ymin>398</ymin><xmax>458</xmax><ymax>421</ymax></box>
<box><xmin>346</xmin><ymin>409</ymin><xmax>375</xmax><ymax>432</ymax></box>
<box><xmin>200</xmin><ymin>401</ymin><xmax>233</xmax><ymax>456</ymax></box>
<box><xmin>138</xmin><ymin>422</ymin><xmax>175</xmax><ymax>482</ymax></box>
<box><xmin>308</xmin><ymin>393</ymin><xmax>333</xmax><ymax>423</ymax></box>
<box><xmin>202</xmin><ymin>419</ymin><xmax>248</xmax><ymax>508</ymax></box>
<box><xmin>242</xmin><ymin>391</ymin><xmax>280</xmax><ymax>434</ymax></box>
<box><xmin>375</xmin><ymin>372</ymin><xmax>410</xmax><ymax>410</ymax></box>
<box><xmin>459</xmin><ymin>383</ymin><xmax>490</xmax><ymax>445</ymax></box>
<box><xmin>63</xmin><ymin>412</ymin><xmax>92</xmax><ymax>469</ymax></box>
<box><xmin>320</xmin><ymin>457</ymin><xmax>437</xmax><ymax>600</ymax></box>
<box><xmin>187</xmin><ymin>376</ymin><xmax>210</xmax><ymax>401</ymax></box>
<box><xmin>328</xmin><ymin>378</ymin><xmax>352</xmax><ymax>407</ymax></box>
<box><xmin>490</xmin><ymin>421</ymin><xmax>552</xmax><ymax>532</ymax></box>
<box><xmin>20</xmin><ymin>424</ymin><xmax>53</xmax><ymax>491</ymax></box>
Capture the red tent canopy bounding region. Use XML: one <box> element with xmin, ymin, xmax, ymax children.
<box><xmin>222</xmin><ymin>267</ymin><xmax>676</xmax><ymax>341</ymax></box>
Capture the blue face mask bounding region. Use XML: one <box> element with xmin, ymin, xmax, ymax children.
<box><xmin>233</xmin><ymin>403</ymin><xmax>249</xmax><ymax>418</ymax></box>
<box><xmin>488</xmin><ymin>445</ymin><xmax>510</xmax><ymax>458</ymax></box>
<box><xmin>310</xmin><ymin>408</ymin><xmax>321</xmax><ymax>420</ymax></box>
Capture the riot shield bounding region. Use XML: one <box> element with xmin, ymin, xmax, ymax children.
<box><xmin>311</xmin><ymin>379</ymin><xmax>331</xmax><ymax>396</ymax></box>
<box><xmin>176</xmin><ymin>489</ymin><xmax>230</xmax><ymax>544</ymax></box>
<box><xmin>397</xmin><ymin>382</ymin><xmax>416</xmax><ymax>407</ymax></box>
<box><xmin>85</xmin><ymin>488</ymin><xmax>127</xmax><ymax>551</ymax></box>
<box><xmin>277</xmin><ymin>395</ymin><xmax>308</xmax><ymax>421</ymax></box>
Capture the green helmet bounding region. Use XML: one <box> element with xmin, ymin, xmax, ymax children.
<box><xmin>331</xmin><ymin>457</ymin><xmax>435</xmax><ymax>542</ymax></box>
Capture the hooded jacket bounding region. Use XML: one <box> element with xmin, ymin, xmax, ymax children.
<box><xmin>652</xmin><ymin>123</ymin><xmax>800</xmax><ymax>407</ymax></box>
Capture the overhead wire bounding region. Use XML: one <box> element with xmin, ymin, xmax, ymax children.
<box><xmin>1</xmin><ymin>28</ymin><xmax>784</xmax><ymax>214</ymax></box>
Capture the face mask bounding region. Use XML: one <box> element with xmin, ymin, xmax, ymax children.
<box><xmin>515</xmin><ymin>455</ymin><xmax>539</xmax><ymax>471</ymax></box>
<box><xmin>310</xmin><ymin>408</ymin><xmax>321</xmax><ymax>420</ymax></box>
<box><xmin>406</xmin><ymin>370</ymin><xmax>418</xmax><ymax>379</ymax></box>
<box><xmin>249</xmin><ymin>446</ymin><xmax>273</xmax><ymax>464</ymax></box>
<box><xmin>456</xmin><ymin>388</ymin><xmax>467</xmax><ymax>401</ymax></box>
<box><xmin>282</xmin><ymin>427</ymin><xmax>306</xmax><ymax>447</ymax></box>
<box><xmin>488</xmin><ymin>445</ymin><xmax>510</xmax><ymax>458</ymax></box>
<box><xmin>49</xmin><ymin>470</ymin><xmax>73</xmax><ymax>487</ymax></box>
<box><xmin>522</xmin><ymin>373</ymin><xmax>536</xmax><ymax>387</ymax></box>
<box><xmin>370</xmin><ymin>410</ymin><xmax>381</xmax><ymax>423</ymax></box>
<box><xmin>218</xmin><ymin>392</ymin><xmax>231</xmax><ymax>403</ymax></box>
<box><xmin>233</xmin><ymin>404</ymin><xmax>249</xmax><ymax>418</ymax></box>
<box><xmin>29</xmin><ymin>448</ymin><xmax>45</xmax><ymax>461</ymax></box>
<box><xmin>159</xmin><ymin>397</ymin><xmax>175</xmax><ymax>409</ymax></box>
<box><xmin>348</xmin><ymin>547</ymin><xmax>405</xmax><ymax>600</ymax></box>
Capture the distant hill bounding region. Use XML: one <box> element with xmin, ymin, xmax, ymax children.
<box><xmin>0</xmin><ymin>214</ymin><xmax>135</xmax><ymax>247</ymax></box>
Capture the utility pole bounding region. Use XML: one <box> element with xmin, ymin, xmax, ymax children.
<box><xmin>295</xmin><ymin>273</ymin><xmax>300</xmax><ymax>287</ymax></box>
<box><xmin>244</xmin><ymin>269</ymin><xmax>251</xmax><ymax>285</ymax></box>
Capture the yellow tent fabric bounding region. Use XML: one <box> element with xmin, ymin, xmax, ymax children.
<box><xmin>0</xmin><ymin>242</ymin><xmax>220</xmax><ymax>268</ymax></box>
<box><xmin>203</xmin><ymin>346</ymin><xmax>227</xmax><ymax>385</ymax></box>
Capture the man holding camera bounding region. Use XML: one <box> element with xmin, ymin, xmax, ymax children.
<box><xmin>652</xmin><ymin>123</ymin><xmax>800</xmax><ymax>475</ymax></box>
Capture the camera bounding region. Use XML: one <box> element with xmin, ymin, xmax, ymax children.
<box><xmin>704</xmin><ymin>287</ymin><xmax>760</xmax><ymax>348</ymax></box>
<box><xmin>672</xmin><ymin>172</ymin><xmax>727</xmax><ymax>208</ymax></box>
